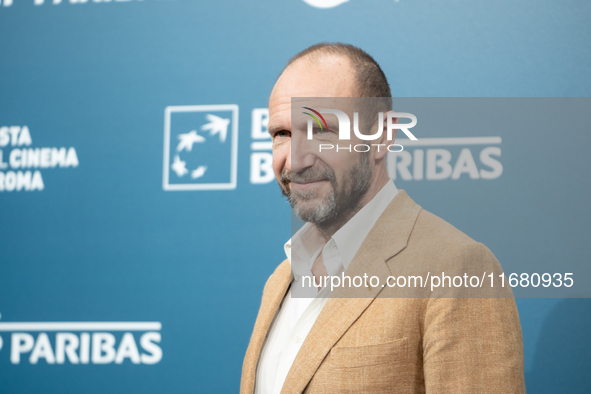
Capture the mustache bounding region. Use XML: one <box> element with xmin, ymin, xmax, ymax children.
<box><xmin>281</xmin><ymin>164</ymin><xmax>336</xmax><ymax>185</ymax></box>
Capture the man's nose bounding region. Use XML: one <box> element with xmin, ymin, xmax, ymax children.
<box><xmin>290</xmin><ymin>133</ymin><xmax>316</xmax><ymax>173</ymax></box>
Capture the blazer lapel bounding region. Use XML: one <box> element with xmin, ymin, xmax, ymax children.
<box><xmin>279</xmin><ymin>190</ymin><xmax>422</xmax><ymax>394</ymax></box>
<box><xmin>241</xmin><ymin>260</ymin><xmax>292</xmax><ymax>394</ymax></box>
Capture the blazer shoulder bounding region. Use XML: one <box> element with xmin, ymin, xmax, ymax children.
<box><xmin>414</xmin><ymin>209</ymin><xmax>478</xmax><ymax>247</ymax></box>
<box><xmin>409</xmin><ymin>208</ymin><xmax>502</xmax><ymax>272</ymax></box>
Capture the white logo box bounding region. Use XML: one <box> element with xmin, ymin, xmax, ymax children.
<box><xmin>162</xmin><ymin>104</ymin><xmax>239</xmax><ymax>191</ymax></box>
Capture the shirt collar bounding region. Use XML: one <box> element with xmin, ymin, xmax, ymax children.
<box><xmin>284</xmin><ymin>181</ymin><xmax>398</xmax><ymax>279</ymax></box>
<box><xmin>332</xmin><ymin>180</ymin><xmax>398</xmax><ymax>270</ymax></box>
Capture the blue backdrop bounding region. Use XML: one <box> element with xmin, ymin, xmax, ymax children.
<box><xmin>1</xmin><ymin>0</ymin><xmax>590</xmax><ymax>393</ymax></box>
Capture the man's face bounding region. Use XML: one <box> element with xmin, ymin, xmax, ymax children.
<box><xmin>268</xmin><ymin>56</ymin><xmax>373</xmax><ymax>224</ymax></box>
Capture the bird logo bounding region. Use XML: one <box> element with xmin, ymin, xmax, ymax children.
<box><xmin>171</xmin><ymin>155</ymin><xmax>188</xmax><ymax>177</ymax></box>
<box><xmin>191</xmin><ymin>166</ymin><xmax>207</xmax><ymax>179</ymax></box>
<box><xmin>164</xmin><ymin>104</ymin><xmax>238</xmax><ymax>191</ymax></box>
<box><xmin>176</xmin><ymin>130</ymin><xmax>205</xmax><ymax>152</ymax></box>
<box><xmin>170</xmin><ymin>113</ymin><xmax>230</xmax><ymax>180</ymax></box>
<box><xmin>201</xmin><ymin>114</ymin><xmax>230</xmax><ymax>143</ymax></box>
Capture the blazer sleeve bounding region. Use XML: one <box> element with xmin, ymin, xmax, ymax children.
<box><xmin>422</xmin><ymin>243</ymin><xmax>526</xmax><ymax>393</ymax></box>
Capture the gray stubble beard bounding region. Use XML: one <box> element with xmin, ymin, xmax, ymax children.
<box><xmin>280</xmin><ymin>152</ymin><xmax>373</xmax><ymax>225</ymax></box>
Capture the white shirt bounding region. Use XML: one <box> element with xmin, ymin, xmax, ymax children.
<box><xmin>254</xmin><ymin>181</ymin><xmax>398</xmax><ymax>394</ymax></box>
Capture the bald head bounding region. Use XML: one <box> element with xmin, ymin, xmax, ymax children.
<box><xmin>276</xmin><ymin>43</ymin><xmax>391</xmax><ymax>100</ymax></box>
<box><xmin>270</xmin><ymin>53</ymin><xmax>356</xmax><ymax>113</ymax></box>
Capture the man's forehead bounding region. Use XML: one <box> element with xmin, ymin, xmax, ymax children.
<box><xmin>269</xmin><ymin>54</ymin><xmax>356</xmax><ymax>111</ymax></box>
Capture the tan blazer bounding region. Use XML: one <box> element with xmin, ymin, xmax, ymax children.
<box><xmin>241</xmin><ymin>190</ymin><xmax>525</xmax><ymax>394</ymax></box>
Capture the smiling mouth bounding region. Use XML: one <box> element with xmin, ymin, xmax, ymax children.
<box><xmin>292</xmin><ymin>179</ymin><xmax>326</xmax><ymax>185</ymax></box>
<box><xmin>291</xmin><ymin>179</ymin><xmax>328</xmax><ymax>190</ymax></box>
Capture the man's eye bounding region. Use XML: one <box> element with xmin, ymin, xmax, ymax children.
<box><xmin>275</xmin><ymin>130</ymin><xmax>290</xmax><ymax>138</ymax></box>
<box><xmin>312</xmin><ymin>128</ymin><xmax>332</xmax><ymax>135</ymax></box>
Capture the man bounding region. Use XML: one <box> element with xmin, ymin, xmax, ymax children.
<box><xmin>241</xmin><ymin>43</ymin><xmax>525</xmax><ymax>394</ymax></box>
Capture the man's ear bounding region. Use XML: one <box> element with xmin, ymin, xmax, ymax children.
<box><xmin>374</xmin><ymin>111</ymin><xmax>396</xmax><ymax>161</ymax></box>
